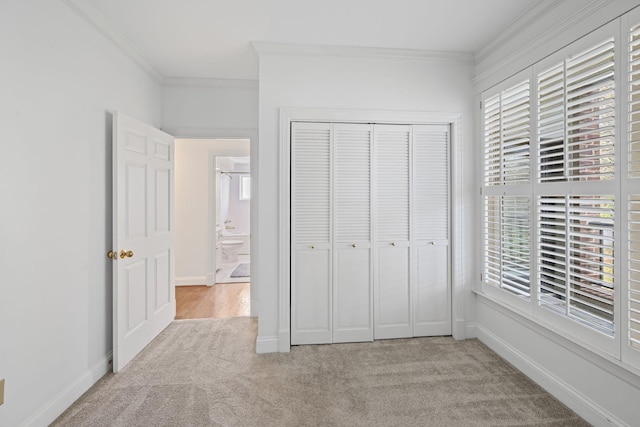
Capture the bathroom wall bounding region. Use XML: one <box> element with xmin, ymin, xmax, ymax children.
<box><xmin>226</xmin><ymin>162</ymin><xmax>251</xmax><ymax>235</ymax></box>
<box><xmin>175</xmin><ymin>140</ymin><xmax>249</xmax><ymax>285</ymax></box>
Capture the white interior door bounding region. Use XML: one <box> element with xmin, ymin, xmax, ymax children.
<box><xmin>291</xmin><ymin>122</ymin><xmax>332</xmax><ymax>345</ymax></box>
<box><xmin>333</xmin><ymin>124</ymin><xmax>373</xmax><ymax>343</ymax></box>
<box><xmin>374</xmin><ymin>125</ymin><xmax>412</xmax><ymax>339</ymax></box>
<box><xmin>412</xmin><ymin>125</ymin><xmax>451</xmax><ymax>336</ymax></box>
<box><xmin>112</xmin><ymin>112</ymin><xmax>175</xmax><ymax>372</ymax></box>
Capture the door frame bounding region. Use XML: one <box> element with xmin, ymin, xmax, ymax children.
<box><xmin>166</xmin><ymin>127</ymin><xmax>258</xmax><ymax>317</ymax></box>
<box><xmin>278</xmin><ymin>108</ymin><xmax>464</xmax><ymax>352</ymax></box>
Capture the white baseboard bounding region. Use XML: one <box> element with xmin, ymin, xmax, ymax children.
<box><xmin>175</xmin><ymin>276</ymin><xmax>207</xmax><ymax>286</ymax></box>
<box><xmin>206</xmin><ymin>272</ymin><xmax>215</xmax><ymax>286</ymax></box>
<box><xmin>465</xmin><ymin>322</ymin><xmax>478</xmax><ymax>338</ymax></box>
<box><xmin>250</xmin><ymin>299</ymin><xmax>258</xmax><ymax>318</ymax></box>
<box><xmin>23</xmin><ymin>352</ymin><xmax>112</xmax><ymax>427</ymax></box>
<box><xmin>255</xmin><ymin>336</ymin><xmax>279</xmax><ymax>354</ymax></box>
<box><xmin>476</xmin><ymin>325</ymin><xmax>624</xmax><ymax>427</ymax></box>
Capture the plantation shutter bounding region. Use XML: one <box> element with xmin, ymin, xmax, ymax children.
<box><xmin>535</xmin><ymin>36</ymin><xmax>616</xmax><ymax>336</ymax></box>
<box><xmin>537</xmin><ymin>38</ymin><xmax>615</xmax><ymax>182</ymax></box>
<box><xmin>628</xmin><ymin>23</ymin><xmax>640</xmax><ymax>365</ymax></box>
<box><xmin>483</xmin><ymin>195</ymin><xmax>531</xmax><ymax>297</ymax></box>
<box><xmin>483</xmin><ymin>82</ymin><xmax>531</xmax><ymax>186</ymax></box>
<box><xmin>482</xmin><ymin>78</ymin><xmax>531</xmax><ymax>298</ymax></box>
<box><xmin>538</xmin><ymin>195</ymin><xmax>615</xmax><ymax>335</ymax></box>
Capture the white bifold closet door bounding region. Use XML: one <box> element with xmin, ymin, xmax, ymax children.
<box><xmin>333</xmin><ymin>124</ymin><xmax>373</xmax><ymax>343</ymax></box>
<box><xmin>412</xmin><ymin>125</ymin><xmax>451</xmax><ymax>336</ymax></box>
<box><xmin>374</xmin><ymin>125</ymin><xmax>412</xmax><ymax>339</ymax></box>
<box><xmin>291</xmin><ymin>121</ymin><xmax>450</xmax><ymax>345</ymax></box>
<box><xmin>291</xmin><ymin>123</ymin><xmax>332</xmax><ymax>345</ymax></box>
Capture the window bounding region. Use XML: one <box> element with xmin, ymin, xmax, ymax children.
<box><xmin>240</xmin><ymin>175</ymin><xmax>251</xmax><ymax>200</ymax></box>
<box><xmin>482</xmin><ymin>23</ymin><xmax>629</xmax><ymax>361</ymax></box>
<box><xmin>483</xmin><ymin>79</ymin><xmax>532</xmax><ymax>299</ymax></box>
<box><xmin>535</xmin><ymin>37</ymin><xmax>616</xmax><ymax>335</ymax></box>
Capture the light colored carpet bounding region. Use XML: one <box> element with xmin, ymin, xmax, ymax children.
<box><xmin>52</xmin><ymin>318</ymin><xmax>589</xmax><ymax>427</ymax></box>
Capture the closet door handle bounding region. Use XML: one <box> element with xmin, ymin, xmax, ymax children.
<box><xmin>311</xmin><ymin>245</ymin><xmax>316</xmax><ymax>249</ymax></box>
<box><xmin>391</xmin><ymin>242</ymin><xmax>396</xmax><ymax>247</ymax></box>
<box><xmin>352</xmin><ymin>243</ymin><xmax>357</xmax><ymax>248</ymax></box>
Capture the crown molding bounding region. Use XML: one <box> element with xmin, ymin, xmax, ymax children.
<box><xmin>474</xmin><ymin>0</ymin><xmax>564</xmax><ymax>64</ymax></box>
<box><xmin>163</xmin><ymin>77</ymin><xmax>258</xmax><ymax>89</ymax></box>
<box><xmin>474</xmin><ymin>0</ymin><xmax>614</xmax><ymax>87</ymax></box>
<box><xmin>61</xmin><ymin>0</ymin><xmax>164</xmax><ymax>83</ymax></box>
<box><xmin>252</xmin><ymin>41</ymin><xmax>474</xmax><ymax>64</ymax></box>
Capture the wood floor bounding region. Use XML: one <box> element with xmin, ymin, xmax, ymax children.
<box><xmin>175</xmin><ymin>282</ymin><xmax>250</xmax><ymax>319</ymax></box>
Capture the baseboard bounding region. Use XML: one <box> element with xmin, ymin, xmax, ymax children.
<box><xmin>23</xmin><ymin>352</ymin><xmax>112</xmax><ymax>427</ymax></box>
<box><xmin>175</xmin><ymin>276</ymin><xmax>207</xmax><ymax>286</ymax></box>
<box><xmin>255</xmin><ymin>336</ymin><xmax>279</xmax><ymax>354</ymax></box>
<box><xmin>205</xmin><ymin>272</ymin><xmax>215</xmax><ymax>286</ymax></box>
<box><xmin>476</xmin><ymin>325</ymin><xmax>624</xmax><ymax>427</ymax></box>
<box><xmin>465</xmin><ymin>322</ymin><xmax>478</xmax><ymax>338</ymax></box>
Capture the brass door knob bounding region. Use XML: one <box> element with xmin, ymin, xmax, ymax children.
<box><xmin>107</xmin><ymin>251</ymin><xmax>117</xmax><ymax>260</ymax></box>
<box><xmin>120</xmin><ymin>250</ymin><xmax>134</xmax><ymax>259</ymax></box>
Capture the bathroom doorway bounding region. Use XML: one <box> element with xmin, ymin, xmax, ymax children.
<box><xmin>174</xmin><ymin>139</ymin><xmax>252</xmax><ymax>319</ymax></box>
<box><xmin>215</xmin><ymin>156</ymin><xmax>251</xmax><ymax>284</ymax></box>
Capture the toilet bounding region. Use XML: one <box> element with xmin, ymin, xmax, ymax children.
<box><xmin>222</xmin><ymin>240</ymin><xmax>243</xmax><ymax>263</ymax></box>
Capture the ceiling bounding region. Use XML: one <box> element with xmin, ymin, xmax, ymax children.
<box><xmin>87</xmin><ymin>0</ymin><xmax>541</xmax><ymax>81</ymax></box>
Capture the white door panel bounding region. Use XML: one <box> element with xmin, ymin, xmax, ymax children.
<box><xmin>113</xmin><ymin>112</ymin><xmax>175</xmax><ymax>372</ymax></box>
<box><xmin>413</xmin><ymin>243</ymin><xmax>451</xmax><ymax>336</ymax></box>
<box><xmin>291</xmin><ymin>247</ymin><xmax>332</xmax><ymax>345</ymax></box>
<box><xmin>334</xmin><ymin>245</ymin><xmax>372</xmax><ymax>343</ymax></box>
<box><xmin>374</xmin><ymin>245</ymin><xmax>411</xmax><ymax>339</ymax></box>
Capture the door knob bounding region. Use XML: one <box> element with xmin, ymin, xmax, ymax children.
<box><xmin>391</xmin><ymin>242</ymin><xmax>396</xmax><ymax>246</ymax></box>
<box><xmin>107</xmin><ymin>251</ymin><xmax>118</xmax><ymax>260</ymax></box>
<box><xmin>352</xmin><ymin>243</ymin><xmax>357</xmax><ymax>248</ymax></box>
<box><xmin>311</xmin><ymin>245</ymin><xmax>315</xmax><ymax>249</ymax></box>
<box><xmin>120</xmin><ymin>250</ymin><xmax>134</xmax><ymax>259</ymax></box>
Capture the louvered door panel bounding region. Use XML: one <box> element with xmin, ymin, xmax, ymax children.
<box><xmin>375</xmin><ymin>125</ymin><xmax>410</xmax><ymax>241</ymax></box>
<box><xmin>291</xmin><ymin>122</ymin><xmax>331</xmax><ymax>248</ymax></box>
<box><xmin>335</xmin><ymin>124</ymin><xmax>371</xmax><ymax>242</ymax></box>
<box><xmin>413</xmin><ymin>125</ymin><xmax>449</xmax><ymax>241</ymax></box>
<box><xmin>412</xmin><ymin>125</ymin><xmax>451</xmax><ymax>336</ymax></box>
<box><xmin>374</xmin><ymin>125</ymin><xmax>411</xmax><ymax>339</ymax></box>
<box><xmin>333</xmin><ymin>124</ymin><xmax>373</xmax><ymax>343</ymax></box>
<box><xmin>291</xmin><ymin>122</ymin><xmax>332</xmax><ymax>345</ymax></box>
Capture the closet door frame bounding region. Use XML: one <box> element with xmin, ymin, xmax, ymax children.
<box><xmin>279</xmin><ymin>108</ymin><xmax>463</xmax><ymax>352</ymax></box>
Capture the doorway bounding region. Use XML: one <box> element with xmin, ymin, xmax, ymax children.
<box><xmin>174</xmin><ymin>138</ymin><xmax>251</xmax><ymax>319</ymax></box>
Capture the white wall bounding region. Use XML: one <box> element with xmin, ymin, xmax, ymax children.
<box><xmin>473</xmin><ymin>1</ymin><xmax>640</xmax><ymax>425</ymax></box>
<box><xmin>0</xmin><ymin>1</ymin><xmax>162</xmax><ymax>425</ymax></box>
<box><xmin>255</xmin><ymin>47</ymin><xmax>476</xmax><ymax>352</ymax></box>
<box><xmin>174</xmin><ymin>140</ymin><xmax>249</xmax><ymax>285</ymax></box>
<box><xmin>162</xmin><ymin>79</ymin><xmax>258</xmax><ymax>136</ymax></box>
